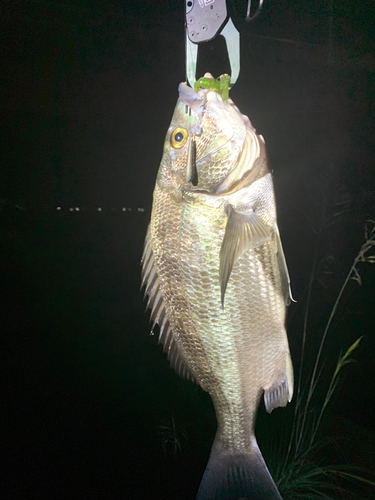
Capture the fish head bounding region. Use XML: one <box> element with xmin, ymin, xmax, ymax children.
<box><xmin>157</xmin><ymin>74</ymin><xmax>266</xmax><ymax>197</ymax></box>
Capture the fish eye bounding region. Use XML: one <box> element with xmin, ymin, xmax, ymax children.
<box><xmin>171</xmin><ymin>127</ymin><xmax>188</xmax><ymax>149</ymax></box>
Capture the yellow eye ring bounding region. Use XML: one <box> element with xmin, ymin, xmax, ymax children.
<box><xmin>171</xmin><ymin>127</ymin><xmax>188</xmax><ymax>149</ymax></box>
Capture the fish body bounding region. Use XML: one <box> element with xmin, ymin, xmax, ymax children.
<box><xmin>142</xmin><ymin>77</ymin><xmax>293</xmax><ymax>500</ymax></box>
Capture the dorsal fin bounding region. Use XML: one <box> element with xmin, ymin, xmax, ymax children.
<box><xmin>141</xmin><ymin>225</ymin><xmax>197</xmax><ymax>384</ymax></box>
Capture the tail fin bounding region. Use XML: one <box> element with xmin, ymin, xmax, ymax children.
<box><xmin>196</xmin><ymin>439</ymin><xmax>282</xmax><ymax>500</ymax></box>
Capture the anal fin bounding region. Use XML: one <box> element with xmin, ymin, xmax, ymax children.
<box><xmin>264</xmin><ymin>352</ymin><xmax>294</xmax><ymax>413</ymax></box>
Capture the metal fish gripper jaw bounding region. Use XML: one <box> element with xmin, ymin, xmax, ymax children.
<box><xmin>185</xmin><ymin>0</ymin><xmax>264</xmax><ymax>90</ymax></box>
<box><xmin>185</xmin><ymin>0</ymin><xmax>240</xmax><ymax>89</ymax></box>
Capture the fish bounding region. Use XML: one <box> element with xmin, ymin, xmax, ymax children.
<box><xmin>141</xmin><ymin>73</ymin><xmax>294</xmax><ymax>500</ymax></box>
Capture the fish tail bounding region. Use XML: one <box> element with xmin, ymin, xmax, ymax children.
<box><xmin>196</xmin><ymin>438</ymin><xmax>282</xmax><ymax>500</ymax></box>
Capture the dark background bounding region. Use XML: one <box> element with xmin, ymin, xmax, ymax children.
<box><xmin>1</xmin><ymin>1</ymin><xmax>375</xmax><ymax>498</ymax></box>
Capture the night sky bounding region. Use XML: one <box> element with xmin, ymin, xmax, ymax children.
<box><xmin>2</xmin><ymin>1</ymin><xmax>375</xmax><ymax>499</ymax></box>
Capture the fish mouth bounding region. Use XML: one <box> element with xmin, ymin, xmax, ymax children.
<box><xmin>178</xmin><ymin>82</ymin><xmax>207</xmax><ymax>110</ymax></box>
<box><xmin>179</xmin><ymin>77</ymin><xmax>261</xmax><ymax>195</ymax></box>
<box><xmin>179</xmin><ymin>79</ymin><xmax>234</xmax><ymax>194</ymax></box>
<box><xmin>179</xmin><ymin>73</ymin><xmax>255</xmax><ymax>132</ymax></box>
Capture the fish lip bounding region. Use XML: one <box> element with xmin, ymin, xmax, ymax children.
<box><xmin>178</xmin><ymin>82</ymin><xmax>207</xmax><ymax>110</ymax></box>
<box><xmin>179</xmin><ymin>81</ymin><xmax>255</xmax><ymax>132</ymax></box>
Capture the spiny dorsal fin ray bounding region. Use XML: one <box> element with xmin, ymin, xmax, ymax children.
<box><xmin>219</xmin><ymin>206</ymin><xmax>272</xmax><ymax>305</ymax></box>
<box><xmin>141</xmin><ymin>225</ymin><xmax>197</xmax><ymax>384</ymax></box>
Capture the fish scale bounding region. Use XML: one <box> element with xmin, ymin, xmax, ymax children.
<box><xmin>143</xmin><ymin>82</ymin><xmax>293</xmax><ymax>499</ymax></box>
<box><xmin>179</xmin><ymin>199</ymin><xmax>287</xmax><ymax>448</ymax></box>
<box><xmin>151</xmin><ymin>186</ymin><xmax>214</xmax><ymax>384</ymax></box>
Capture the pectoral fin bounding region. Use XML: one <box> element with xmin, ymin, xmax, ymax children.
<box><xmin>219</xmin><ymin>205</ymin><xmax>271</xmax><ymax>305</ymax></box>
<box><xmin>274</xmin><ymin>225</ymin><xmax>294</xmax><ymax>306</ymax></box>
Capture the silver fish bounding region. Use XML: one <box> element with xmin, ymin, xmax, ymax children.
<box><xmin>141</xmin><ymin>76</ymin><xmax>293</xmax><ymax>500</ymax></box>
